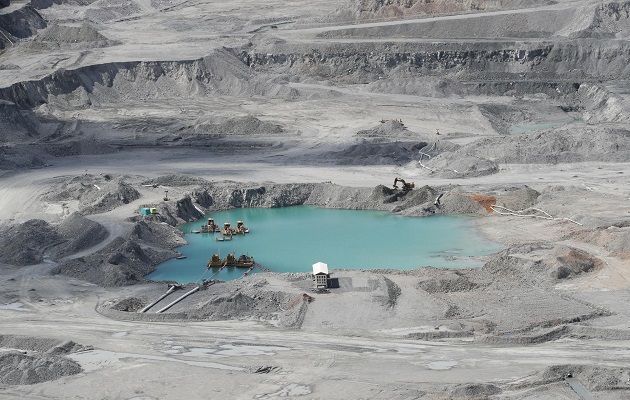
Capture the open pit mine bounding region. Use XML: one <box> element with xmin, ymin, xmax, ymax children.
<box><xmin>1</xmin><ymin>0</ymin><xmax>630</xmax><ymax>398</ymax></box>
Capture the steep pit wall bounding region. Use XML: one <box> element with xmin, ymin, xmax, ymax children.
<box><xmin>189</xmin><ymin>182</ymin><xmax>488</xmax><ymax>216</ymax></box>
<box><xmin>187</xmin><ymin>183</ymin><xmax>541</xmax><ymax>220</ymax></box>
<box><xmin>193</xmin><ymin>183</ymin><xmax>318</xmax><ymax>209</ymax></box>
<box><xmin>577</xmin><ymin>82</ymin><xmax>630</xmax><ymax>123</ymax></box>
<box><xmin>587</xmin><ymin>1</ymin><xmax>630</xmax><ymax>39</ymax></box>
<box><xmin>242</xmin><ymin>40</ymin><xmax>630</xmax><ymax>96</ymax></box>
<box><xmin>254</xmin><ymin>39</ymin><xmax>630</xmax><ymax>79</ymax></box>
<box><xmin>3</xmin><ymin>39</ymin><xmax>630</xmax><ymax>111</ymax></box>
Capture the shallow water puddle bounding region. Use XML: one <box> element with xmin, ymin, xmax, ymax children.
<box><xmin>395</xmin><ymin>347</ymin><xmax>424</xmax><ymax>355</ymax></box>
<box><xmin>255</xmin><ymin>383</ymin><xmax>312</xmax><ymax>398</ymax></box>
<box><xmin>0</xmin><ymin>302</ymin><xmax>27</xmax><ymax>311</ymax></box>
<box><xmin>181</xmin><ymin>344</ymin><xmax>291</xmax><ymax>358</ymax></box>
<box><xmin>427</xmin><ymin>360</ymin><xmax>458</xmax><ymax>370</ymax></box>
<box><xmin>68</xmin><ymin>350</ymin><xmax>244</xmax><ymax>372</ymax></box>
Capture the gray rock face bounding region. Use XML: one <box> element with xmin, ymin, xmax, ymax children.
<box><xmin>201</xmin><ymin>183</ymin><xmax>316</xmax><ymax>209</ymax></box>
<box><xmin>193</xmin><ymin>189</ymin><xmax>214</xmax><ymax>208</ymax></box>
<box><xmin>129</xmin><ymin>221</ymin><xmax>186</xmax><ymax>249</ymax></box>
<box><xmin>175</xmin><ymin>196</ymin><xmax>204</xmax><ymax>222</ymax></box>
<box><xmin>0</xmin><ymin>4</ymin><xmax>46</xmax><ymax>40</ymax></box>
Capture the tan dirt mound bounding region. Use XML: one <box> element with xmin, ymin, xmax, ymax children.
<box><xmin>543</xmin><ymin>246</ymin><xmax>604</xmax><ymax>280</ymax></box>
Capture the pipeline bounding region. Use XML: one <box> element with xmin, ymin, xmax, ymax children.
<box><xmin>155</xmin><ymin>286</ymin><xmax>200</xmax><ymax>313</ymax></box>
<box><xmin>197</xmin><ymin>261</ymin><xmax>228</xmax><ymax>284</ymax></box>
<box><xmin>200</xmin><ymin>262</ymin><xmax>228</xmax><ymax>283</ymax></box>
<box><xmin>139</xmin><ymin>285</ymin><xmax>178</xmax><ymax>313</ymax></box>
<box><xmin>239</xmin><ymin>265</ymin><xmax>255</xmax><ymax>279</ymax></box>
<box><xmin>253</xmin><ymin>261</ymin><xmax>273</xmax><ymax>272</ymax></box>
<box><xmin>491</xmin><ymin>205</ymin><xmax>583</xmax><ymax>226</ymax></box>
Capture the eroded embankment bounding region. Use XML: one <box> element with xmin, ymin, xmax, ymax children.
<box><xmin>0</xmin><ymin>48</ymin><xmax>282</xmax><ymax>109</ymax></box>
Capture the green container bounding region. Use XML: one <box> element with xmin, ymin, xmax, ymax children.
<box><xmin>141</xmin><ymin>207</ymin><xmax>151</xmax><ymax>215</ymax></box>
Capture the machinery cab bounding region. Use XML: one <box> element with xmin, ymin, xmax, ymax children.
<box><xmin>393</xmin><ymin>177</ymin><xmax>415</xmax><ymax>191</ymax></box>
<box><xmin>207</xmin><ymin>253</ymin><xmax>221</xmax><ymax>268</ymax></box>
<box><xmin>222</xmin><ymin>222</ymin><xmax>233</xmax><ymax>236</ymax></box>
<box><xmin>225</xmin><ymin>253</ymin><xmax>236</xmax><ymax>266</ymax></box>
<box><xmin>236</xmin><ymin>254</ymin><xmax>253</xmax><ymax>268</ymax></box>
<box><xmin>236</xmin><ymin>220</ymin><xmax>249</xmax><ymax>234</ymax></box>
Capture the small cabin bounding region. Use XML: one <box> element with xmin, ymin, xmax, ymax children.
<box><xmin>312</xmin><ymin>262</ymin><xmax>331</xmax><ymax>289</ymax></box>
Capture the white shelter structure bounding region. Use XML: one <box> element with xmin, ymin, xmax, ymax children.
<box><xmin>312</xmin><ymin>261</ymin><xmax>331</xmax><ymax>289</ymax></box>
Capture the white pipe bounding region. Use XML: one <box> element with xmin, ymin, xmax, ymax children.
<box><xmin>155</xmin><ymin>286</ymin><xmax>200</xmax><ymax>314</ymax></box>
<box><xmin>139</xmin><ymin>285</ymin><xmax>176</xmax><ymax>313</ymax></box>
<box><xmin>0</xmin><ymin>31</ymin><xmax>13</xmax><ymax>46</ymax></box>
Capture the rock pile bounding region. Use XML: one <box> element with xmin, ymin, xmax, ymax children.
<box><xmin>0</xmin><ymin>215</ymin><xmax>107</xmax><ymax>265</ymax></box>
<box><xmin>0</xmin><ymin>335</ymin><xmax>88</xmax><ymax>386</ymax></box>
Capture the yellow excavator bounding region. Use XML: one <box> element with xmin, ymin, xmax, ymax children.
<box><xmin>393</xmin><ymin>177</ymin><xmax>415</xmax><ymax>191</ymax></box>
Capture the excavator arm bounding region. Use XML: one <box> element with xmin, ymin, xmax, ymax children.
<box><xmin>393</xmin><ymin>177</ymin><xmax>414</xmax><ymax>191</ymax></box>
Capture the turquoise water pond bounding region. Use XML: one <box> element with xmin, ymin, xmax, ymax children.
<box><xmin>146</xmin><ymin>206</ymin><xmax>503</xmax><ymax>283</ymax></box>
